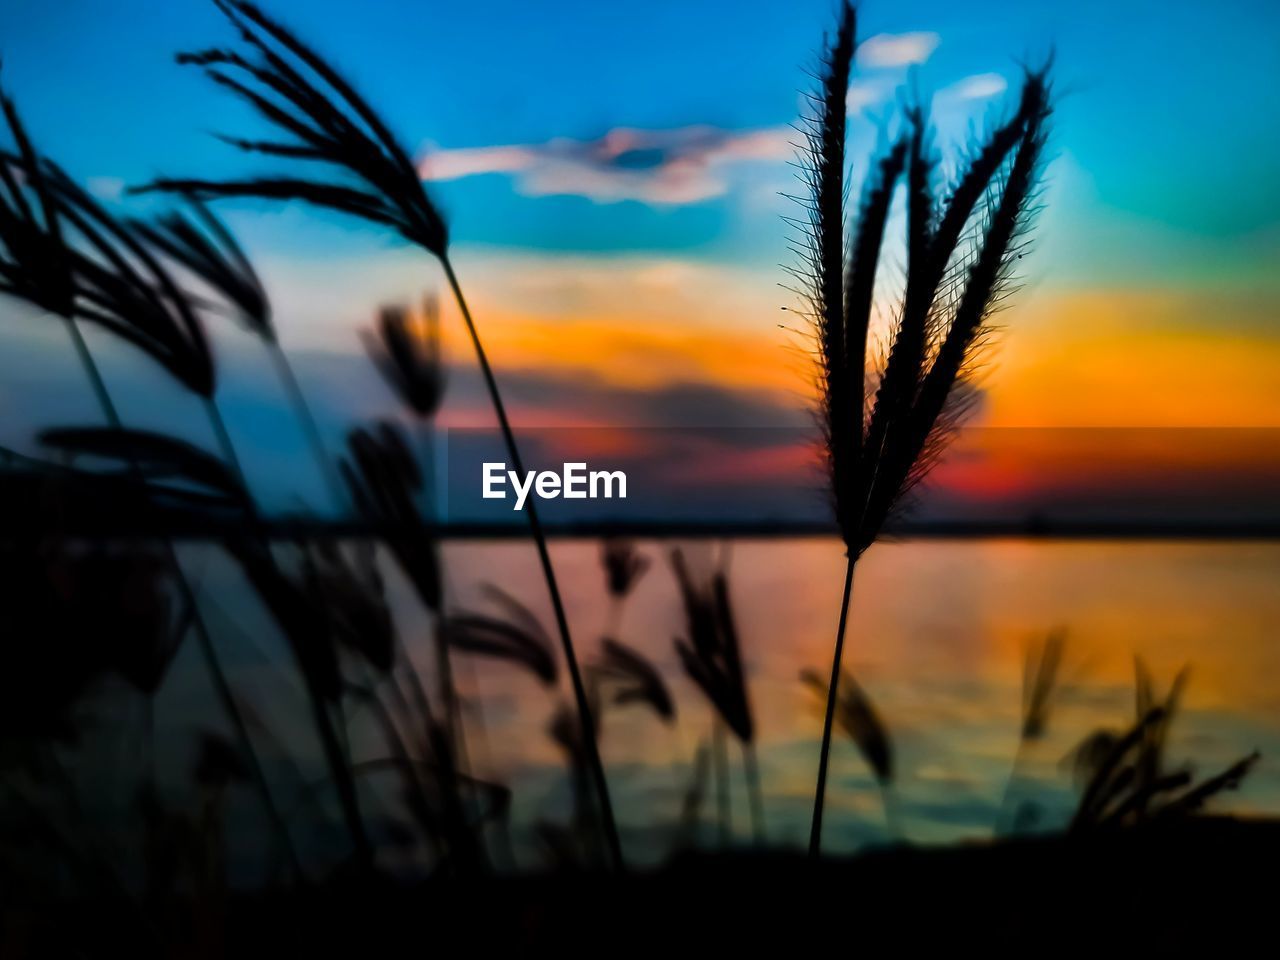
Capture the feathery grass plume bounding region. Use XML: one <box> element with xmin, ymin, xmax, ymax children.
<box><xmin>801</xmin><ymin>668</ymin><xmax>892</xmax><ymax>785</ymax></box>
<box><xmin>2</xmin><ymin>87</ymin><xmax>218</xmax><ymax>437</ymax></box>
<box><xmin>602</xmin><ymin>538</ymin><xmax>650</xmax><ymax>600</ymax></box>
<box><xmin>1069</xmin><ymin>665</ymin><xmax>1260</xmax><ymax>830</ymax></box>
<box><xmin>142</xmin><ymin>0</ymin><xmax>622</xmax><ymax>866</ymax></box>
<box><xmin>594</xmin><ymin>639</ymin><xmax>675</xmax><ymax>723</ymax></box>
<box><xmin>0</xmin><ymin>72</ymin><xmax>73</xmax><ymax>318</ymax></box>
<box><xmin>671</xmin><ymin>547</ymin><xmax>763</xmax><ymax>842</ymax></box>
<box><xmin>600</xmin><ymin>537</ymin><xmax>649</xmax><ymax>639</ymax></box>
<box><xmin>798</xmin><ymin>0</ymin><xmax>1052</xmax><ymax>853</ymax></box>
<box><xmin>143</xmin><ymin>0</ymin><xmax>446</xmax><ymax>252</ymax></box>
<box><xmin>129</xmin><ymin>197</ymin><xmax>346</xmax><ymax>511</ymax></box>
<box><xmin>1022</xmin><ymin>629</ymin><xmax>1066</xmax><ymax>740</ymax></box>
<box><xmin>997</xmin><ymin>629</ymin><xmax>1067</xmax><ymax>832</ymax></box>
<box><xmin>43</xmin><ymin>166</ymin><xmax>260</xmax><ymax>508</ymax></box>
<box><xmin>39</xmin><ymin>169</ymin><xmax>218</xmax><ymax>399</ymax></box>
<box><xmin>801</xmin><ymin>666</ymin><xmax>897</xmax><ymax>837</ymax></box>
<box><xmin>363</xmin><ymin>296</ymin><xmax>447</xmax><ymax>520</ymax></box>
<box><xmin>672</xmin><ymin>549</ymin><xmax>751</xmax><ymax>744</ymax></box>
<box><xmin>445</xmin><ymin>584</ymin><xmax>558</xmax><ymax>687</ymax></box>
<box><xmin>1</xmin><ymin>77</ymin><xmax>299</xmax><ymax>876</ymax></box>
<box><xmin>299</xmin><ymin>540</ymin><xmax>395</xmax><ymax>674</ymax></box>
<box><xmin>129</xmin><ymin>197</ymin><xmax>268</xmax><ymax>334</ymax></box>
<box><xmin>364</xmin><ymin>297</ymin><xmax>447</xmax><ymax>420</ymax></box>
<box><xmin>342</xmin><ymin>423</ymin><xmax>441</xmax><ymax>610</ymax></box>
<box><xmin>341</xmin><ymin>421</ymin><xmax>471</xmax><ymax>806</ymax></box>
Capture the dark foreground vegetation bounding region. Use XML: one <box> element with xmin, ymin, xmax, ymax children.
<box><xmin>7</xmin><ymin>818</ymin><xmax>1275</xmax><ymax>955</ymax></box>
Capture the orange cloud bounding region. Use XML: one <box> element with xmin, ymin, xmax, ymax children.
<box><xmin>988</xmin><ymin>288</ymin><xmax>1280</xmax><ymax>427</ymax></box>
<box><xmin>442</xmin><ymin>255</ymin><xmax>811</xmax><ymax>401</ymax></box>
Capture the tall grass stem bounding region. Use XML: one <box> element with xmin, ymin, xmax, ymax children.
<box><xmin>61</xmin><ymin>316</ymin><xmax>303</xmax><ymax>880</ymax></box>
<box><xmin>440</xmin><ymin>256</ymin><xmax>623</xmax><ymax>870</ymax></box>
<box><xmin>743</xmin><ymin>741</ymin><xmax>765</xmax><ymax>844</ymax></box>
<box><xmin>809</xmin><ymin>556</ymin><xmax>856</xmax><ymax>855</ymax></box>
<box><xmin>266</xmin><ymin>341</ymin><xmax>347</xmax><ymax>517</ymax></box>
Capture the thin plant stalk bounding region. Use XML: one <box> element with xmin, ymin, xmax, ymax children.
<box><xmin>441</xmin><ymin>256</ymin><xmax>622</xmax><ymax>869</ymax></box>
<box><xmin>712</xmin><ymin>718</ymin><xmax>730</xmax><ymax>846</ymax></box>
<box><xmin>742</xmin><ymin>740</ymin><xmax>765</xmax><ymax>844</ymax></box>
<box><xmin>415</xmin><ymin>418</ymin><xmax>440</xmax><ymax>522</ymax></box>
<box><xmin>603</xmin><ymin>596</ymin><xmax>623</xmax><ymax>642</ymax></box>
<box><xmin>412</xmin><ymin>420</ymin><xmax>465</xmax><ymax>764</ymax></box>
<box><xmin>145</xmin><ymin>0</ymin><xmax>620</xmax><ymax>866</ymax></box>
<box><xmin>265</xmin><ymin>338</ymin><xmax>347</xmax><ymax>515</ymax></box>
<box><xmin>303</xmin><ymin>675</ymin><xmax>375</xmax><ymax>868</ymax></box>
<box><xmin>362</xmin><ymin>676</ymin><xmax>447</xmax><ymax>863</ymax></box>
<box><xmin>61</xmin><ymin>315</ymin><xmax>303</xmax><ymax>880</ymax></box>
<box><xmin>810</xmin><ymin>556</ymin><xmax>855</xmax><ymax>855</ymax></box>
<box><xmin>880</xmin><ymin>782</ymin><xmax>901</xmax><ymax>840</ymax></box>
<box><xmin>996</xmin><ymin>738</ymin><xmax>1033</xmax><ymax>834</ymax></box>
<box><xmin>199</xmin><ymin>390</ymin><xmax>374</xmax><ymax>868</ymax></box>
<box><xmin>201</xmin><ymin>397</ymin><xmax>250</xmax><ymax>499</ymax></box>
<box><xmin>452</xmin><ymin>653</ymin><xmax>517</xmax><ymax>871</ymax></box>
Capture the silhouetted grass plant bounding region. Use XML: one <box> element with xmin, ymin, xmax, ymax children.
<box><xmin>1069</xmin><ymin>661</ymin><xmax>1259</xmax><ymax>830</ymax></box>
<box><xmin>795</xmin><ymin>1</ymin><xmax>1052</xmax><ymax>853</ymax></box>
<box><xmin>801</xmin><ymin>667</ymin><xmax>897</xmax><ymax>837</ymax></box>
<box><xmin>137</xmin><ymin>0</ymin><xmax>622</xmax><ymax>868</ymax></box>
<box><xmin>671</xmin><ymin>547</ymin><xmax>764</xmax><ymax>843</ymax></box>
<box><xmin>130</xmin><ymin>198</ymin><xmax>347</xmax><ymax>513</ymax></box>
<box><xmin>40</xmin><ymin>423</ymin><xmax>497</xmax><ymax>876</ymax></box>
<box><xmin>0</xmin><ymin>86</ymin><xmax>303</xmax><ymax>878</ymax></box>
<box><xmin>997</xmin><ymin>629</ymin><xmax>1067</xmax><ymax>832</ymax></box>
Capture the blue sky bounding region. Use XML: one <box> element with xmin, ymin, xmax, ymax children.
<box><xmin>2</xmin><ymin>0</ymin><xmax>1276</xmax><ymax>270</ymax></box>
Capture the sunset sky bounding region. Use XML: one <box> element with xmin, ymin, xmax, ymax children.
<box><xmin>0</xmin><ymin>0</ymin><xmax>1277</xmax><ymax>522</ymax></box>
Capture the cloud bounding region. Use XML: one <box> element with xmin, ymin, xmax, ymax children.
<box><xmin>936</xmin><ymin>73</ymin><xmax>1008</xmax><ymax>102</ymax></box>
<box><xmin>418</xmin><ymin>125</ymin><xmax>794</xmax><ymax>206</ymax></box>
<box><xmin>846</xmin><ymin>78</ymin><xmax>893</xmax><ymax>113</ymax></box>
<box><xmin>86</xmin><ymin>176</ymin><xmax>126</xmax><ymax>200</ymax></box>
<box><xmin>856</xmin><ymin>31</ymin><xmax>940</xmax><ymax>68</ymax></box>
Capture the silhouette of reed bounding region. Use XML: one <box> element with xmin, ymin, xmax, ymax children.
<box><xmin>36</xmin><ymin>422</ymin><xmax>506</xmax><ymax>877</ymax></box>
<box><xmin>1069</xmin><ymin>661</ymin><xmax>1259</xmax><ymax>829</ymax></box>
<box><xmin>364</xmin><ymin>297</ymin><xmax>447</xmax><ymax>421</ymax></box>
<box><xmin>592</xmin><ymin>541</ymin><xmax>670</xmax><ymax>720</ymax></box>
<box><xmin>129</xmin><ymin>198</ymin><xmax>347</xmax><ymax>513</ymax></box>
<box><xmin>363</xmin><ymin>296</ymin><xmax>447</xmax><ymax>518</ymax></box>
<box><xmin>601</xmin><ymin>538</ymin><xmax>650</xmax><ymax>639</ymax></box>
<box><xmin>670</xmin><ymin>547</ymin><xmax>764</xmax><ymax>843</ymax></box>
<box><xmin>0</xmin><ymin>84</ymin><xmax>302</xmax><ymax>876</ymax></box>
<box><xmin>801</xmin><ymin>667</ymin><xmax>897</xmax><ymax>836</ymax></box>
<box><xmin>135</xmin><ymin>0</ymin><xmax>621</xmax><ymax>868</ymax></box>
<box><xmin>446</xmin><ymin>584</ymin><xmax>559</xmax><ymax>687</ymax></box>
<box><xmin>997</xmin><ymin>629</ymin><xmax>1067</xmax><ymax>832</ymax></box>
<box><xmin>595</xmin><ymin>639</ymin><xmax>675</xmax><ymax>724</ymax></box>
<box><xmin>341</xmin><ymin>423</ymin><xmax>465</xmax><ymax>765</ymax></box>
<box><xmin>795</xmin><ymin>1</ymin><xmax>1052</xmax><ymax>853</ymax></box>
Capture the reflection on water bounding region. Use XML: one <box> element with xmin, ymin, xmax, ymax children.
<box><xmin>134</xmin><ymin>538</ymin><xmax>1280</xmax><ymax>869</ymax></box>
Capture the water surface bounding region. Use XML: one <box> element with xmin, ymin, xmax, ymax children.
<box><xmin>133</xmin><ymin>537</ymin><xmax>1280</xmax><ymax>869</ymax></box>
